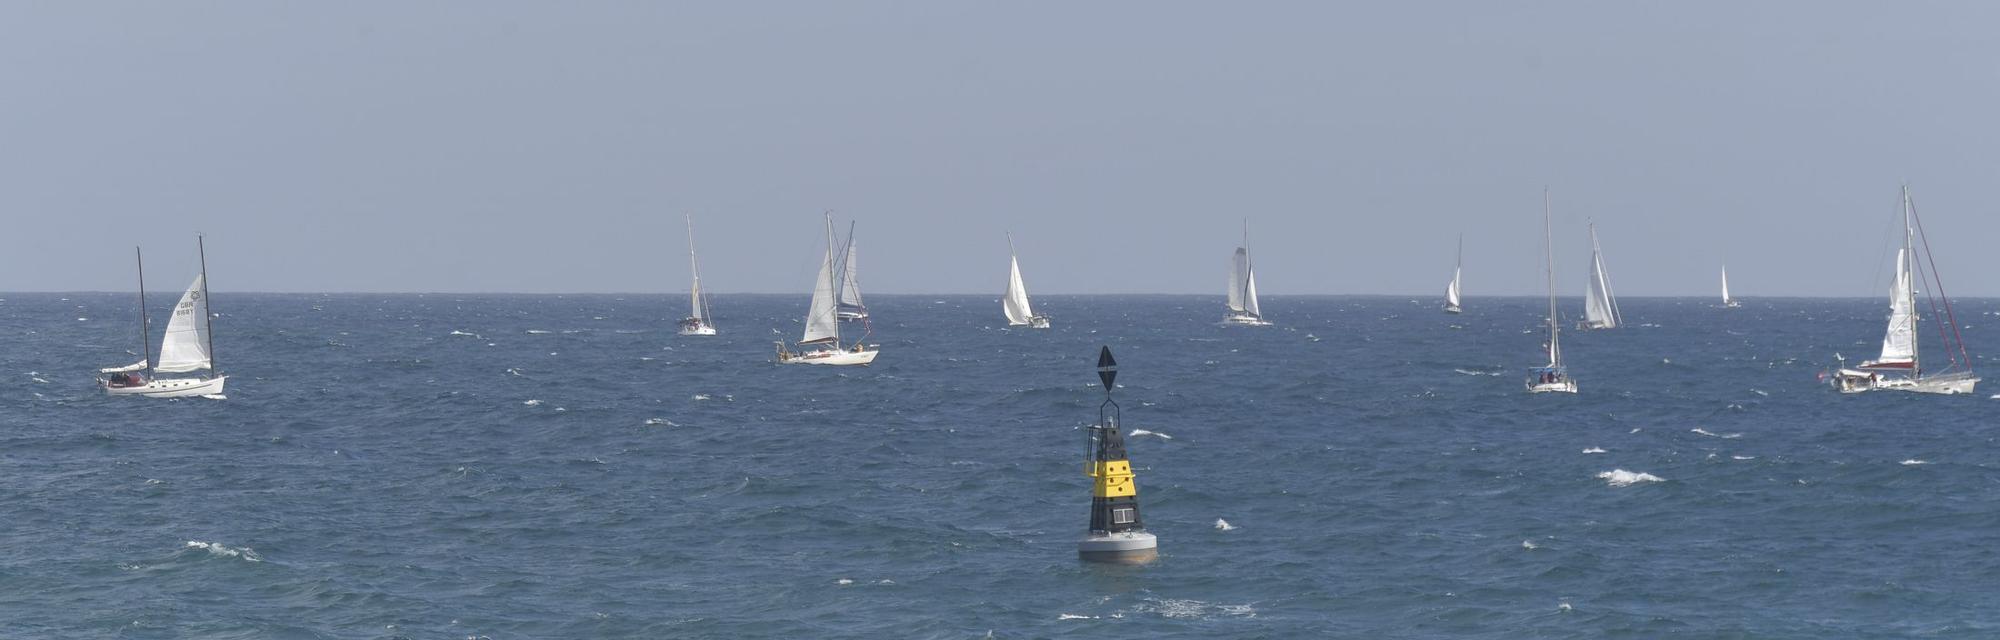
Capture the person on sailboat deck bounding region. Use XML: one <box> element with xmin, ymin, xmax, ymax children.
<box><xmin>106</xmin><ymin>372</ymin><xmax>146</xmax><ymax>388</ymax></box>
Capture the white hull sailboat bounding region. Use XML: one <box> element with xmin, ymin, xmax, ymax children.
<box><xmin>1529</xmin><ymin>190</ymin><xmax>1577</xmax><ymax>394</ymax></box>
<box><xmin>777</xmin><ymin>213</ymin><xmax>879</xmax><ymax>366</ymax></box>
<box><xmin>1721</xmin><ymin>265</ymin><xmax>1741</xmax><ymax>308</ymax></box>
<box><xmin>834</xmin><ymin>222</ymin><xmax>868</xmax><ymax>322</ymax></box>
<box><xmin>1444</xmin><ymin>234</ymin><xmax>1463</xmax><ymax>314</ymax></box>
<box><xmin>1577</xmin><ymin>221</ymin><xmax>1621</xmax><ymax>330</ymax></box>
<box><xmin>1832</xmin><ymin>186</ymin><xmax>1977</xmax><ymax>395</ymax></box>
<box><xmin>679</xmin><ymin>214</ymin><xmax>718</xmax><ymax>336</ymax></box>
<box><xmin>1003</xmin><ymin>233</ymin><xmax>1050</xmax><ymax>329</ymax></box>
<box><xmin>1222</xmin><ymin>221</ymin><xmax>1272</xmax><ymax>326</ymax></box>
<box><xmin>99</xmin><ymin>239</ymin><xmax>228</xmax><ymax>398</ymax></box>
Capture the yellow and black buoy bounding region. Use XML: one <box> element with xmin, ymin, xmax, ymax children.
<box><xmin>1078</xmin><ymin>346</ymin><xmax>1158</xmax><ymax>564</ymax></box>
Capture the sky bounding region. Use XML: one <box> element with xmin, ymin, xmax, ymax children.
<box><xmin>3</xmin><ymin>2</ymin><xmax>1998</xmax><ymax>296</ymax></box>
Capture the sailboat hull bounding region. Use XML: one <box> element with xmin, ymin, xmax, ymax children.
<box><xmin>1444</xmin><ymin>305</ymin><xmax>1462</xmax><ymax>314</ymax></box>
<box><xmin>778</xmin><ymin>347</ymin><xmax>879</xmax><ymax>366</ymax></box>
<box><xmin>678</xmin><ymin>321</ymin><xmax>717</xmax><ymax>336</ymax></box>
<box><xmin>103</xmin><ymin>375</ymin><xmax>227</xmax><ymax>398</ymax></box>
<box><xmin>1009</xmin><ymin>316</ymin><xmax>1052</xmax><ymax>329</ymax></box>
<box><xmin>1526</xmin><ymin>379</ymin><xmax>1577</xmax><ymax>394</ymax></box>
<box><xmin>1221</xmin><ymin>313</ymin><xmax>1272</xmax><ymax>327</ymax></box>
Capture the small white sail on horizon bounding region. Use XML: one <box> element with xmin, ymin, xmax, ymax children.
<box><xmin>1003</xmin><ymin>233</ymin><xmax>1050</xmax><ymax>329</ymax></box>
<box><xmin>1720</xmin><ymin>265</ymin><xmax>1740</xmax><ymax>308</ymax></box>
<box><xmin>1580</xmin><ymin>222</ymin><xmax>1621</xmax><ymax>330</ymax></box>
<box><xmin>1223</xmin><ymin>222</ymin><xmax>1271</xmax><ymax>326</ymax></box>
<box><xmin>679</xmin><ymin>214</ymin><xmax>717</xmax><ymax>336</ymax></box>
<box><xmin>1444</xmin><ymin>234</ymin><xmax>1463</xmax><ymax>314</ymax></box>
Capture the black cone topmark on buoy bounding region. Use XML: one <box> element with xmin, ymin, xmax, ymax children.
<box><xmin>1079</xmin><ymin>346</ymin><xmax>1158</xmax><ymax>563</ymax></box>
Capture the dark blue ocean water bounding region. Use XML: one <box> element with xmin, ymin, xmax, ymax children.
<box><xmin>5</xmin><ymin>293</ymin><xmax>2000</xmax><ymax>638</ymax></box>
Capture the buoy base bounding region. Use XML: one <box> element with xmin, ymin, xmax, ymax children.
<box><xmin>1078</xmin><ymin>531</ymin><xmax>1158</xmax><ymax>564</ymax></box>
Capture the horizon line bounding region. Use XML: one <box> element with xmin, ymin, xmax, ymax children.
<box><xmin>0</xmin><ymin>291</ymin><xmax>1926</xmax><ymax>300</ymax></box>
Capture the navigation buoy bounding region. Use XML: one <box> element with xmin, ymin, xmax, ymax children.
<box><xmin>1078</xmin><ymin>346</ymin><xmax>1158</xmax><ymax>564</ymax></box>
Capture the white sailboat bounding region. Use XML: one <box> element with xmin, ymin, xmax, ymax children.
<box><xmin>1222</xmin><ymin>222</ymin><xmax>1271</xmax><ymax>326</ymax></box>
<box><xmin>1003</xmin><ymin>233</ymin><xmax>1051</xmax><ymax>329</ymax></box>
<box><xmin>1832</xmin><ymin>186</ymin><xmax>1977</xmax><ymax>395</ymax></box>
<box><xmin>99</xmin><ymin>238</ymin><xmax>227</xmax><ymax>398</ymax></box>
<box><xmin>1721</xmin><ymin>264</ymin><xmax>1741</xmax><ymax>308</ymax></box>
<box><xmin>1529</xmin><ymin>190</ymin><xmax>1577</xmax><ymax>394</ymax></box>
<box><xmin>678</xmin><ymin>214</ymin><xmax>718</xmax><ymax>336</ymax></box>
<box><xmin>1444</xmin><ymin>234</ymin><xmax>1463</xmax><ymax>314</ymax></box>
<box><xmin>1578</xmin><ymin>221</ymin><xmax>1621</xmax><ymax>330</ymax></box>
<box><xmin>776</xmin><ymin>214</ymin><xmax>879</xmax><ymax>366</ymax></box>
<box><xmin>834</xmin><ymin>222</ymin><xmax>868</xmax><ymax>322</ymax></box>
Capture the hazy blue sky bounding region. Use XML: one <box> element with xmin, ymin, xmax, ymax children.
<box><xmin>4</xmin><ymin>2</ymin><xmax>1998</xmax><ymax>296</ymax></box>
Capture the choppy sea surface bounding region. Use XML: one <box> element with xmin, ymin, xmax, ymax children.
<box><xmin>5</xmin><ymin>293</ymin><xmax>2000</xmax><ymax>638</ymax></box>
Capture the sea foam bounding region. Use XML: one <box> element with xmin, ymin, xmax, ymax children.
<box><xmin>1598</xmin><ymin>469</ymin><xmax>1665</xmax><ymax>487</ymax></box>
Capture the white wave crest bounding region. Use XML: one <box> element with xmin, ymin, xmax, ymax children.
<box><xmin>1214</xmin><ymin>518</ymin><xmax>1235</xmax><ymax>531</ymax></box>
<box><xmin>1581</xmin><ymin>447</ymin><xmax>1606</xmax><ymax>454</ymax></box>
<box><xmin>1521</xmin><ymin>539</ymin><xmax>1539</xmax><ymax>550</ymax></box>
<box><xmin>693</xmin><ymin>394</ymin><xmax>711</xmax><ymax>401</ymax></box>
<box><xmin>1901</xmin><ymin>459</ymin><xmax>1928</xmax><ymax>466</ymax></box>
<box><xmin>1598</xmin><ymin>469</ymin><xmax>1664</xmax><ymax>487</ymax></box>
<box><xmin>1129</xmin><ymin>429</ymin><xmax>1172</xmax><ymax>440</ymax></box>
<box><xmin>644</xmin><ymin>418</ymin><xmax>676</xmax><ymax>427</ymax></box>
<box><xmin>526</xmin><ymin>329</ymin><xmax>553</xmax><ymax>334</ymax></box>
<box><xmin>1453</xmin><ymin>368</ymin><xmax>1502</xmax><ymax>377</ymax></box>
<box><xmin>1058</xmin><ymin>613</ymin><xmax>1100</xmax><ymax>620</ymax></box>
<box><xmin>1142</xmin><ymin>598</ymin><xmax>1258</xmax><ymax>620</ymax></box>
<box><xmin>522</xmin><ymin>399</ymin><xmax>542</xmax><ymax>406</ymax></box>
<box><xmin>1732</xmin><ymin>455</ymin><xmax>1756</xmax><ymax>460</ymax></box>
<box><xmin>1692</xmin><ymin>428</ymin><xmax>1742</xmax><ymax>439</ymax></box>
<box><xmin>186</xmin><ymin>540</ymin><xmax>261</xmax><ymax>562</ymax></box>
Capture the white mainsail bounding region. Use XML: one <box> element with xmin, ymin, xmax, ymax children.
<box><xmin>1720</xmin><ymin>266</ymin><xmax>1732</xmax><ymax>305</ymax></box>
<box><xmin>687</xmin><ymin>216</ymin><xmax>712</xmax><ymax>326</ymax></box>
<box><xmin>801</xmin><ymin>237</ymin><xmax>841</xmax><ymax>346</ymax></box>
<box><xmin>1446</xmin><ymin>270</ymin><xmax>1461</xmax><ymax>309</ymax></box>
<box><xmin>154</xmin><ymin>274</ymin><xmax>212</xmax><ymax>373</ymax></box>
<box><xmin>1226</xmin><ymin>249</ymin><xmax>1246</xmax><ymax>312</ymax></box>
<box><xmin>1582</xmin><ymin>223</ymin><xmax>1620</xmax><ymax>329</ymax></box>
<box><xmin>1877</xmin><ymin>246</ymin><xmax>1917</xmax><ymax>367</ymax></box>
<box><xmin>1004</xmin><ymin>255</ymin><xmax>1035</xmax><ymax>325</ymax></box>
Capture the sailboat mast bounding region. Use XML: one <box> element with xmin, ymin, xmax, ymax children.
<box><xmin>825</xmin><ymin>212</ymin><xmax>841</xmax><ymax>345</ymax></box>
<box><xmin>1544</xmin><ymin>189</ymin><xmax>1559</xmax><ymax>365</ymax></box>
<box><xmin>136</xmin><ymin>247</ymin><xmax>153</xmax><ymax>373</ymax></box>
<box><xmin>1241</xmin><ymin>220</ymin><xmax>1254</xmax><ymax>315</ymax></box>
<box><xmin>686</xmin><ymin>214</ymin><xmax>703</xmax><ymax>321</ymax></box>
<box><xmin>198</xmin><ymin>235</ymin><xmax>217</xmax><ymax>376</ymax></box>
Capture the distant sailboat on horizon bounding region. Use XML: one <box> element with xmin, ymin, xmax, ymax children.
<box><xmin>1003</xmin><ymin>233</ymin><xmax>1051</xmax><ymax>329</ymax></box>
<box><xmin>99</xmin><ymin>238</ymin><xmax>228</xmax><ymax>398</ymax></box>
<box><xmin>1444</xmin><ymin>234</ymin><xmax>1463</xmax><ymax>314</ymax></box>
<box><xmin>776</xmin><ymin>213</ymin><xmax>879</xmax><ymax>366</ymax></box>
<box><xmin>679</xmin><ymin>214</ymin><xmax>718</xmax><ymax>336</ymax></box>
<box><xmin>1578</xmin><ymin>221</ymin><xmax>1621</xmax><ymax>330</ymax></box>
<box><xmin>1222</xmin><ymin>221</ymin><xmax>1272</xmax><ymax>326</ymax></box>
<box><xmin>1529</xmin><ymin>190</ymin><xmax>1577</xmax><ymax>394</ymax></box>
<box><xmin>1720</xmin><ymin>264</ymin><xmax>1741</xmax><ymax>309</ymax></box>
<box><xmin>1831</xmin><ymin>186</ymin><xmax>1976</xmax><ymax>395</ymax></box>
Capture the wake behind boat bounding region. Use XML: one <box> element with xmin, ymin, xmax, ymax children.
<box><xmin>1831</xmin><ymin>186</ymin><xmax>1976</xmax><ymax>395</ymax></box>
<box><xmin>776</xmin><ymin>213</ymin><xmax>878</xmax><ymax>366</ymax></box>
<box><xmin>99</xmin><ymin>238</ymin><xmax>228</xmax><ymax>398</ymax></box>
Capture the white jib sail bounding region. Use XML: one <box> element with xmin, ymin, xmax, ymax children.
<box><xmin>155</xmin><ymin>274</ymin><xmax>212</xmax><ymax>373</ymax></box>
<box><xmin>1244</xmin><ymin>268</ymin><xmax>1262</xmax><ymax>317</ymax></box>
<box><xmin>1878</xmin><ymin>247</ymin><xmax>1917</xmax><ymax>365</ymax></box>
<box><xmin>801</xmin><ymin>245</ymin><xmax>841</xmax><ymax>345</ymax></box>
<box><xmin>1446</xmin><ymin>267</ymin><xmax>1462</xmax><ymax>308</ymax></box>
<box><xmin>1228</xmin><ymin>248</ymin><xmax>1251</xmax><ymax>313</ymax></box>
<box><xmin>838</xmin><ymin>241</ymin><xmax>864</xmax><ymax>311</ymax></box>
<box><xmin>1583</xmin><ymin>243</ymin><xmax>1618</xmax><ymax>328</ymax></box>
<box><xmin>1004</xmin><ymin>255</ymin><xmax>1034</xmax><ymax>324</ymax></box>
